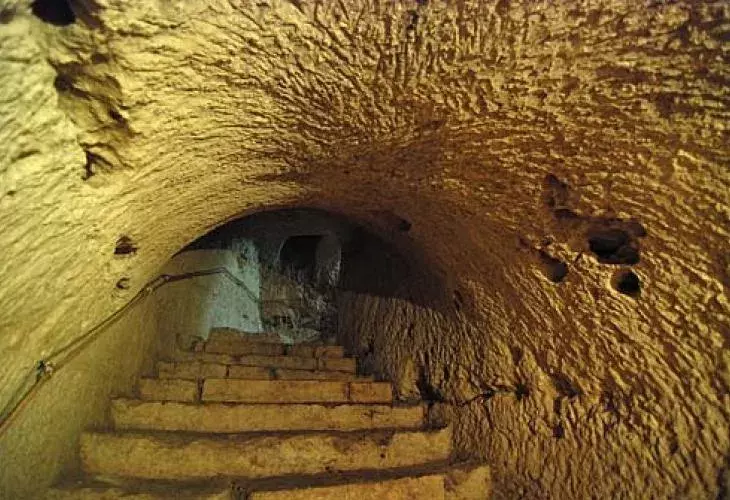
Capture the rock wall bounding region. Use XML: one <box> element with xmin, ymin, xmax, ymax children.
<box><xmin>0</xmin><ymin>0</ymin><xmax>728</xmax><ymax>498</ymax></box>
<box><xmin>0</xmin><ymin>296</ymin><xmax>160</xmax><ymax>499</ymax></box>
<box><xmin>157</xmin><ymin>249</ymin><xmax>264</xmax><ymax>348</ymax></box>
<box><xmin>338</xmin><ymin>290</ymin><xmax>729</xmax><ymax>498</ymax></box>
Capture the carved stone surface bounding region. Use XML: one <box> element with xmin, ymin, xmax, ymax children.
<box><xmin>0</xmin><ymin>0</ymin><xmax>728</xmax><ymax>498</ymax></box>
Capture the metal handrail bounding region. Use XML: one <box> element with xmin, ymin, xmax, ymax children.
<box><xmin>0</xmin><ymin>266</ymin><xmax>297</xmax><ymax>437</ymax></box>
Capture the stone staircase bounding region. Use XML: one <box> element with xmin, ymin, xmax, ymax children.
<box><xmin>48</xmin><ymin>329</ymin><xmax>489</xmax><ymax>499</ymax></box>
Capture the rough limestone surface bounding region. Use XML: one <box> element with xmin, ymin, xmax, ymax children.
<box><xmin>0</xmin><ymin>0</ymin><xmax>728</xmax><ymax>498</ymax></box>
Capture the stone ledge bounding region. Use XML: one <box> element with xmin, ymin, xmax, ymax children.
<box><xmin>112</xmin><ymin>399</ymin><xmax>425</xmax><ymax>432</ymax></box>
<box><xmin>139</xmin><ymin>379</ymin><xmax>198</xmax><ymax>403</ymax></box>
<box><xmin>159</xmin><ymin>360</ymin><xmax>370</xmax><ymax>381</ymax></box>
<box><xmin>202</xmin><ymin>379</ymin><xmax>392</xmax><ymax>404</ymax></box>
<box><xmin>80</xmin><ymin>427</ymin><xmax>453</xmax><ymax>480</ymax></box>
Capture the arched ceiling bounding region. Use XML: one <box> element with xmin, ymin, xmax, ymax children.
<box><xmin>0</xmin><ymin>0</ymin><xmax>728</xmax><ymax>497</ymax></box>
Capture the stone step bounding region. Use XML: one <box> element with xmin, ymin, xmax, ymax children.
<box><xmin>48</xmin><ymin>463</ymin><xmax>489</xmax><ymax>499</ymax></box>
<box><xmin>202</xmin><ymin>379</ymin><xmax>393</xmax><ymax>404</ymax></box>
<box><xmin>46</xmin><ymin>477</ymin><xmax>438</xmax><ymax>500</ymax></box>
<box><xmin>203</xmin><ymin>338</ymin><xmax>345</xmax><ymax>358</ymax></box>
<box><xmin>206</xmin><ymin>328</ymin><xmax>282</xmax><ymax>344</ymax></box>
<box><xmin>170</xmin><ymin>353</ymin><xmax>357</xmax><ymax>373</ymax></box>
<box><xmin>140</xmin><ymin>379</ymin><xmax>199</xmax><ymax>402</ymax></box>
<box><xmin>242</xmin><ymin>464</ymin><xmax>490</xmax><ymax>499</ymax></box>
<box><xmin>112</xmin><ymin>399</ymin><xmax>425</xmax><ymax>433</ymax></box>
<box><xmin>248</xmin><ymin>474</ymin><xmax>444</xmax><ymax>499</ymax></box>
<box><xmin>80</xmin><ymin>428</ymin><xmax>452</xmax><ymax>480</ymax></box>
<box><xmin>46</xmin><ymin>480</ymin><xmax>230</xmax><ymax>499</ymax></box>
<box><xmin>158</xmin><ymin>361</ymin><xmax>368</xmax><ymax>381</ymax></box>
<box><xmin>138</xmin><ymin>379</ymin><xmax>392</xmax><ymax>404</ymax></box>
<box><xmin>203</xmin><ymin>329</ymin><xmax>345</xmax><ymax>357</ymax></box>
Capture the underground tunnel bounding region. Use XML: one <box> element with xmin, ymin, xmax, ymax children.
<box><xmin>0</xmin><ymin>0</ymin><xmax>729</xmax><ymax>499</ymax></box>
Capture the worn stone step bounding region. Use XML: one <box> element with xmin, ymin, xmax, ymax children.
<box><xmin>47</xmin><ymin>463</ymin><xmax>489</xmax><ymax>499</ymax></box>
<box><xmin>249</xmin><ymin>474</ymin><xmax>444</xmax><ymax>500</ymax></box>
<box><xmin>204</xmin><ymin>339</ymin><xmax>284</xmax><ymax>356</ymax></box>
<box><xmin>204</xmin><ymin>329</ymin><xmax>345</xmax><ymax>357</ymax></box>
<box><xmin>171</xmin><ymin>353</ymin><xmax>357</xmax><ymax>373</ymax></box>
<box><xmin>112</xmin><ymin>399</ymin><xmax>424</xmax><ymax>433</ymax></box>
<box><xmin>287</xmin><ymin>344</ymin><xmax>345</xmax><ymax>358</ymax></box>
<box><xmin>46</xmin><ymin>479</ymin><xmax>230</xmax><ymax>499</ymax></box>
<box><xmin>206</xmin><ymin>328</ymin><xmax>282</xmax><ymax>344</ymax></box>
<box><xmin>202</xmin><ymin>379</ymin><xmax>393</xmax><ymax>404</ymax></box>
<box><xmin>158</xmin><ymin>361</ymin><xmax>368</xmax><ymax>381</ymax></box>
<box><xmin>203</xmin><ymin>339</ymin><xmax>345</xmax><ymax>359</ymax></box>
<box><xmin>140</xmin><ymin>379</ymin><xmax>199</xmax><ymax>402</ymax></box>
<box><xmin>247</xmin><ymin>464</ymin><xmax>490</xmax><ymax>500</ymax></box>
<box><xmin>262</xmin><ymin>368</ymin><xmax>371</xmax><ymax>382</ymax></box>
<box><xmin>80</xmin><ymin>427</ymin><xmax>452</xmax><ymax>480</ymax></box>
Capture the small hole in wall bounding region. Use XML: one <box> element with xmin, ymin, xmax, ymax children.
<box><xmin>31</xmin><ymin>0</ymin><xmax>76</xmax><ymax>26</ymax></box>
<box><xmin>114</xmin><ymin>236</ymin><xmax>138</xmax><ymax>255</ymax></box>
<box><xmin>91</xmin><ymin>53</ymin><xmax>109</xmax><ymax>64</ymax></box>
<box><xmin>514</xmin><ymin>383</ymin><xmax>530</xmax><ymax>401</ymax></box>
<box><xmin>539</xmin><ymin>251</ymin><xmax>568</xmax><ymax>283</ymax></box>
<box><xmin>612</xmin><ymin>270</ymin><xmax>641</xmax><ymax>298</ymax></box>
<box><xmin>553</xmin><ymin>423</ymin><xmax>565</xmax><ymax>439</ymax></box>
<box><xmin>53</xmin><ymin>73</ymin><xmax>74</xmax><ymax>92</ymax></box>
<box><xmin>587</xmin><ymin>228</ymin><xmax>640</xmax><ymax>265</ymax></box>
<box><xmin>116</xmin><ymin>277</ymin><xmax>130</xmax><ymax>290</ymax></box>
<box><xmin>0</xmin><ymin>6</ymin><xmax>16</xmax><ymax>23</ymax></box>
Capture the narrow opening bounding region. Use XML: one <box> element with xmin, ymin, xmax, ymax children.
<box><xmin>587</xmin><ymin>228</ymin><xmax>640</xmax><ymax>265</ymax></box>
<box><xmin>279</xmin><ymin>235</ymin><xmax>324</xmax><ymax>284</ymax></box>
<box><xmin>31</xmin><ymin>0</ymin><xmax>75</xmax><ymax>26</ymax></box>
<box><xmin>53</xmin><ymin>74</ymin><xmax>74</xmax><ymax>92</ymax></box>
<box><xmin>612</xmin><ymin>269</ymin><xmax>641</xmax><ymax>298</ymax></box>
<box><xmin>539</xmin><ymin>251</ymin><xmax>568</xmax><ymax>283</ymax></box>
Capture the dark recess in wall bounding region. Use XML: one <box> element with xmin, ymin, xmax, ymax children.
<box><xmin>612</xmin><ymin>269</ymin><xmax>641</xmax><ymax>298</ymax></box>
<box><xmin>0</xmin><ymin>6</ymin><xmax>16</xmax><ymax>23</ymax></box>
<box><xmin>31</xmin><ymin>0</ymin><xmax>75</xmax><ymax>25</ymax></box>
<box><xmin>114</xmin><ymin>236</ymin><xmax>138</xmax><ymax>255</ymax></box>
<box><xmin>279</xmin><ymin>234</ymin><xmax>323</xmax><ymax>282</ymax></box>
<box><xmin>539</xmin><ymin>250</ymin><xmax>568</xmax><ymax>283</ymax></box>
<box><xmin>587</xmin><ymin>228</ymin><xmax>640</xmax><ymax>265</ymax></box>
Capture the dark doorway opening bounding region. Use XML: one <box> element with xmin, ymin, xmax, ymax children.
<box><xmin>279</xmin><ymin>235</ymin><xmax>324</xmax><ymax>283</ymax></box>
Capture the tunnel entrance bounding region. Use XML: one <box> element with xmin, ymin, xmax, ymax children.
<box><xmin>279</xmin><ymin>235</ymin><xmax>323</xmax><ymax>282</ymax></box>
<box><xmin>278</xmin><ymin>233</ymin><xmax>342</xmax><ymax>287</ymax></box>
<box><xmin>168</xmin><ymin>208</ymin><xmax>442</xmax><ymax>351</ymax></box>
